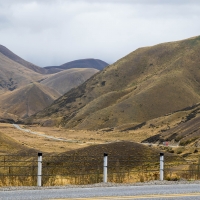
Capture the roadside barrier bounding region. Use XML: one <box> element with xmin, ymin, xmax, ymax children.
<box><xmin>160</xmin><ymin>153</ymin><xmax>164</xmax><ymax>181</ymax></box>
<box><xmin>103</xmin><ymin>153</ymin><xmax>108</xmax><ymax>183</ymax></box>
<box><xmin>0</xmin><ymin>152</ymin><xmax>198</xmax><ymax>186</ymax></box>
<box><xmin>37</xmin><ymin>153</ymin><xmax>42</xmax><ymax>187</ymax></box>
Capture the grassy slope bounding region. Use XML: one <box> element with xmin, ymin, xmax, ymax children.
<box><xmin>0</xmin><ymin>52</ymin><xmax>44</xmax><ymax>93</ymax></box>
<box><xmin>0</xmin><ymin>130</ymin><xmax>37</xmax><ymax>155</ymax></box>
<box><xmin>60</xmin><ymin>141</ymin><xmax>179</xmax><ymax>160</ymax></box>
<box><xmin>0</xmin><ymin>48</ymin><xmax>100</xmax><ymax>120</ymax></box>
<box><xmin>0</xmin><ymin>65</ymin><xmax>61</xmax><ymax>119</ymax></box>
<box><xmin>0</xmin><ymin>45</ymin><xmax>46</xmax><ymax>74</ymax></box>
<box><xmin>0</xmin><ymin>83</ymin><xmax>60</xmax><ymax>119</ymax></box>
<box><xmin>41</xmin><ymin>68</ymin><xmax>99</xmax><ymax>95</ymax></box>
<box><xmin>142</xmin><ymin>103</ymin><xmax>200</xmax><ymax>146</ymax></box>
<box><xmin>29</xmin><ymin>36</ymin><xmax>200</xmax><ymax>130</ymax></box>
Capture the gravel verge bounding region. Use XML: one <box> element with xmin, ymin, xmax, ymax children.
<box><xmin>1</xmin><ymin>180</ymin><xmax>200</xmax><ymax>191</ymax></box>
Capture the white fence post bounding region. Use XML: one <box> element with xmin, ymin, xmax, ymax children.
<box><xmin>37</xmin><ymin>152</ymin><xmax>42</xmax><ymax>187</ymax></box>
<box><xmin>103</xmin><ymin>153</ymin><xmax>108</xmax><ymax>183</ymax></box>
<box><xmin>160</xmin><ymin>152</ymin><xmax>164</xmax><ymax>181</ymax></box>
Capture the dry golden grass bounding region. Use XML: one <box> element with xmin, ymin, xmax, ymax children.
<box><xmin>0</xmin><ymin>121</ymin><xmax>181</xmax><ymax>154</ymax></box>
<box><xmin>0</xmin><ymin>123</ymin><xmax>153</xmax><ymax>154</ymax></box>
<box><xmin>0</xmin><ymin>123</ymin><xmax>77</xmax><ymax>153</ymax></box>
<box><xmin>141</xmin><ymin>103</ymin><xmax>200</xmax><ymax>158</ymax></box>
<box><xmin>1</xmin><ymin>122</ymin><xmax>198</xmax><ymax>186</ymax></box>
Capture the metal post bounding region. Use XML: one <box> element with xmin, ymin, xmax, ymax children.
<box><xmin>37</xmin><ymin>152</ymin><xmax>42</xmax><ymax>187</ymax></box>
<box><xmin>160</xmin><ymin>152</ymin><xmax>164</xmax><ymax>181</ymax></box>
<box><xmin>103</xmin><ymin>153</ymin><xmax>108</xmax><ymax>183</ymax></box>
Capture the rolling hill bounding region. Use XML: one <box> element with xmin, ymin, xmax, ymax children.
<box><xmin>41</xmin><ymin>68</ymin><xmax>99</xmax><ymax>95</ymax></box>
<box><xmin>27</xmin><ymin>35</ymin><xmax>200</xmax><ymax>130</ymax></box>
<box><xmin>0</xmin><ymin>52</ymin><xmax>44</xmax><ymax>93</ymax></box>
<box><xmin>0</xmin><ymin>129</ymin><xmax>37</xmax><ymax>155</ymax></box>
<box><xmin>0</xmin><ymin>45</ymin><xmax>46</xmax><ymax>74</ymax></box>
<box><xmin>0</xmin><ymin>45</ymin><xmax>103</xmax><ymax>120</ymax></box>
<box><xmin>142</xmin><ymin>103</ymin><xmax>200</xmax><ymax>147</ymax></box>
<box><xmin>0</xmin><ymin>83</ymin><xmax>60</xmax><ymax>119</ymax></box>
<box><xmin>44</xmin><ymin>59</ymin><xmax>108</xmax><ymax>74</ymax></box>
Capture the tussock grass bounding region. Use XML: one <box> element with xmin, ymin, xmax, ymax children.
<box><xmin>0</xmin><ymin>141</ymin><xmax>183</xmax><ymax>186</ymax></box>
<box><xmin>39</xmin><ymin>141</ymin><xmax>182</xmax><ymax>185</ymax></box>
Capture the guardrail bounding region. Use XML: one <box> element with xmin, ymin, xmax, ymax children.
<box><xmin>0</xmin><ymin>153</ymin><xmax>198</xmax><ymax>186</ymax></box>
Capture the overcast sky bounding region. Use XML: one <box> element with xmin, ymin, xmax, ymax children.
<box><xmin>0</xmin><ymin>0</ymin><xmax>200</xmax><ymax>67</ymax></box>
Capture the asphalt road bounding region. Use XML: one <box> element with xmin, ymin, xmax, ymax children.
<box><xmin>1</xmin><ymin>184</ymin><xmax>200</xmax><ymax>200</ymax></box>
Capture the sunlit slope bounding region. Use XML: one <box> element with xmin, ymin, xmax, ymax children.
<box><xmin>41</xmin><ymin>68</ymin><xmax>99</xmax><ymax>95</ymax></box>
<box><xmin>0</xmin><ymin>83</ymin><xmax>60</xmax><ymax>119</ymax></box>
<box><xmin>28</xmin><ymin>36</ymin><xmax>200</xmax><ymax>129</ymax></box>
<box><xmin>0</xmin><ymin>128</ymin><xmax>37</xmax><ymax>154</ymax></box>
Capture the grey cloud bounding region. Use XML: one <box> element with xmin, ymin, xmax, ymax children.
<box><xmin>0</xmin><ymin>0</ymin><xmax>200</xmax><ymax>67</ymax></box>
<box><xmin>65</xmin><ymin>0</ymin><xmax>200</xmax><ymax>5</ymax></box>
<box><xmin>0</xmin><ymin>15</ymin><xmax>10</xmax><ymax>28</ymax></box>
<box><xmin>1</xmin><ymin>0</ymin><xmax>200</xmax><ymax>6</ymax></box>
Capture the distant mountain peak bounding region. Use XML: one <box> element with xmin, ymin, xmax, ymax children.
<box><xmin>44</xmin><ymin>58</ymin><xmax>109</xmax><ymax>74</ymax></box>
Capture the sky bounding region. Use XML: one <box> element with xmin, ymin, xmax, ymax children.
<box><xmin>0</xmin><ymin>0</ymin><xmax>200</xmax><ymax>67</ymax></box>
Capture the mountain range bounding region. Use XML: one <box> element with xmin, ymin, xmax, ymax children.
<box><xmin>27</xmin><ymin>35</ymin><xmax>200</xmax><ymax>133</ymax></box>
<box><xmin>1</xmin><ymin>35</ymin><xmax>200</xmax><ymax>149</ymax></box>
<box><xmin>0</xmin><ymin>45</ymin><xmax>46</xmax><ymax>74</ymax></box>
<box><xmin>0</xmin><ymin>45</ymin><xmax>107</xmax><ymax>121</ymax></box>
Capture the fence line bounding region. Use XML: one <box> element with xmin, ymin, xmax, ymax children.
<box><xmin>0</xmin><ymin>153</ymin><xmax>198</xmax><ymax>186</ymax></box>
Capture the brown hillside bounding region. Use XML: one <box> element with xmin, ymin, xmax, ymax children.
<box><xmin>28</xmin><ymin>36</ymin><xmax>200</xmax><ymax>130</ymax></box>
<box><xmin>0</xmin><ymin>128</ymin><xmax>37</xmax><ymax>155</ymax></box>
<box><xmin>41</xmin><ymin>68</ymin><xmax>99</xmax><ymax>95</ymax></box>
<box><xmin>0</xmin><ymin>83</ymin><xmax>60</xmax><ymax>119</ymax></box>
<box><xmin>0</xmin><ymin>46</ymin><xmax>101</xmax><ymax>120</ymax></box>
<box><xmin>0</xmin><ymin>45</ymin><xmax>46</xmax><ymax>74</ymax></box>
<box><xmin>0</xmin><ymin>109</ymin><xmax>19</xmax><ymax>123</ymax></box>
<box><xmin>142</xmin><ymin>103</ymin><xmax>200</xmax><ymax>147</ymax></box>
<box><xmin>60</xmin><ymin>141</ymin><xmax>179</xmax><ymax>160</ymax></box>
<box><xmin>0</xmin><ymin>52</ymin><xmax>44</xmax><ymax>93</ymax></box>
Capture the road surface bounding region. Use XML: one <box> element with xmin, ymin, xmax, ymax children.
<box><xmin>1</xmin><ymin>184</ymin><xmax>200</xmax><ymax>200</ymax></box>
<box><xmin>12</xmin><ymin>124</ymin><xmax>71</xmax><ymax>142</ymax></box>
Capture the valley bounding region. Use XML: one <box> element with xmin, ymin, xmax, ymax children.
<box><xmin>0</xmin><ymin>45</ymin><xmax>107</xmax><ymax>121</ymax></box>
<box><xmin>0</xmin><ymin>121</ymin><xmax>196</xmax><ymax>186</ymax></box>
<box><xmin>28</xmin><ymin>35</ymin><xmax>200</xmax><ymax>131</ymax></box>
<box><xmin>0</xmin><ymin>122</ymin><xmax>152</xmax><ymax>154</ymax></box>
<box><xmin>1</xmin><ymin>120</ymin><xmax>199</xmax><ymax>162</ymax></box>
<box><xmin>1</xmin><ymin>36</ymin><xmax>200</xmax><ymax>158</ymax></box>
<box><xmin>1</xmin><ymin>36</ymin><xmax>200</xmax><ymax>186</ymax></box>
